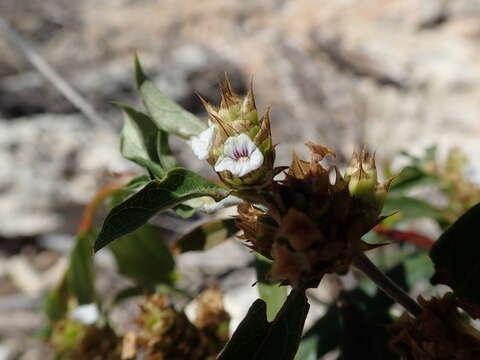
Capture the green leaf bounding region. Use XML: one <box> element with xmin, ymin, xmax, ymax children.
<box><xmin>43</xmin><ymin>276</ymin><xmax>69</xmax><ymax>322</ymax></box>
<box><xmin>134</xmin><ymin>55</ymin><xmax>206</xmax><ymax>139</ymax></box>
<box><xmin>430</xmin><ymin>202</ymin><xmax>480</xmax><ymax>303</ymax></box>
<box><xmin>389</xmin><ymin>166</ymin><xmax>438</xmax><ymax>194</ymax></box>
<box><xmin>43</xmin><ymin>232</ymin><xmax>96</xmax><ymax>322</ymax></box>
<box><xmin>108</xmin><ymin>223</ymin><xmax>175</xmax><ymax>287</ymax></box>
<box><xmin>94</xmin><ymin>168</ymin><xmax>229</xmax><ymax>252</ymax></box>
<box><xmin>67</xmin><ymin>232</ymin><xmax>96</xmax><ymax>304</ymax></box>
<box><xmin>157</xmin><ymin>130</ymin><xmax>176</xmax><ymax>171</ymax></box>
<box><xmin>255</xmin><ymin>254</ymin><xmax>288</xmax><ymax>321</ymax></box>
<box><xmin>382</xmin><ymin>196</ymin><xmax>442</xmax><ymax>222</ymax></box>
<box><xmin>294</xmin><ymin>306</ymin><xmax>340</xmax><ymax>360</ymax></box>
<box><xmin>172</xmin><ymin>218</ymin><xmax>238</xmax><ymax>254</ymax></box>
<box><xmin>117</xmin><ymin>103</ymin><xmax>166</xmax><ymax>178</ymax></box>
<box><xmin>219</xmin><ymin>287</ymin><xmax>309</xmax><ymax>360</ymax></box>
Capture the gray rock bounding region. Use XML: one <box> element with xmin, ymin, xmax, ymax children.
<box><xmin>0</xmin><ymin>114</ymin><xmax>129</xmax><ymax>237</ymax></box>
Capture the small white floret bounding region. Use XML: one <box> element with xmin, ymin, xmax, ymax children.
<box><xmin>191</xmin><ymin>126</ymin><xmax>215</xmax><ymax>160</ymax></box>
<box><xmin>70</xmin><ymin>303</ymin><xmax>100</xmax><ymax>325</ymax></box>
<box><xmin>214</xmin><ymin>133</ymin><xmax>264</xmax><ymax>177</ymax></box>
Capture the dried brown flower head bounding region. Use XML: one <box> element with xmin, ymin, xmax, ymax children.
<box><xmin>390</xmin><ymin>293</ymin><xmax>480</xmax><ymax>360</ymax></box>
<box><xmin>236</xmin><ymin>143</ymin><xmax>391</xmax><ymax>287</ymax></box>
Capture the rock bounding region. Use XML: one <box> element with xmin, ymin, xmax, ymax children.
<box><xmin>0</xmin><ymin>114</ymin><xmax>128</xmax><ymax>237</ymax></box>
<box><xmin>5</xmin><ymin>256</ymin><xmax>43</xmax><ymax>296</ymax></box>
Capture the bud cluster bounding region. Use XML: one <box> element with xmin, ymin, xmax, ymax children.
<box><xmin>236</xmin><ymin>143</ymin><xmax>392</xmax><ymax>287</ymax></box>
<box><xmin>191</xmin><ymin>77</ymin><xmax>275</xmax><ymax>189</ymax></box>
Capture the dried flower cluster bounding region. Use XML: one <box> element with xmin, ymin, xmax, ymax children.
<box><xmin>390</xmin><ymin>293</ymin><xmax>480</xmax><ymax>360</ymax></box>
<box><xmin>236</xmin><ymin>144</ymin><xmax>391</xmax><ymax>287</ymax></box>
<box><xmin>127</xmin><ymin>289</ymin><xmax>229</xmax><ymax>360</ymax></box>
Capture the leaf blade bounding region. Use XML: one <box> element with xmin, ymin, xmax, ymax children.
<box><xmin>430</xmin><ymin>202</ymin><xmax>480</xmax><ymax>302</ymax></box>
<box><xmin>109</xmin><ymin>224</ymin><xmax>175</xmax><ymax>287</ymax></box>
<box><xmin>382</xmin><ymin>196</ymin><xmax>442</xmax><ymax>222</ymax></box>
<box><xmin>134</xmin><ymin>55</ymin><xmax>206</xmax><ymax>139</ymax></box>
<box><xmin>67</xmin><ymin>232</ymin><xmax>96</xmax><ymax>304</ymax></box>
<box><xmin>94</xmin><ymin>168</ymin><xmax>229</xmax><ymax>252</ymax></box>
<box><xmin>117</xmin><ymin>103</ymin><xmax>166</xmax><ymax>179</ymax></box>
<box><xmin>255</xmin><ymin>254</ymin><xmax>288</xmax><ymax>321</ymax></box>
<box><xmin>219</xmin><ymin>287</ymin><xmax>309</xmax><ymax>360</ymax></box>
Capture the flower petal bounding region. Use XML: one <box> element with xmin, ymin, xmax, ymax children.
<box><xmin>214</xmin><ymin>156</ymin><xmax>237</xmax><ymax>173</ymax></box>
<box><xmin>222</xmin><ymin>136</ymin><xmax>237</xmax><ymax>159</ymax></box>
<box><xmin>223</xmin><ymin>133</ymin><xmax>256</xmax><ymax>159</ymax></box>
<box><xmin>247</xmin><ymin>147</ymin><xmax>264</xmax><ymax>172</ymax></box>
<box><xmin>215</xmin><ymin>133</ymin><xmax>264</xmax><ymax>177</ymax></box>
<box><xmin>191</xmin><ymin>126</ymin><xmax>215</xmax><ymax>160</ymax></box>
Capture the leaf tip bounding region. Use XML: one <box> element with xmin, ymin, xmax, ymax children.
<box><xmin>134</xmin><ymin>53</ymin><xmax>147</xmax><ymax>88</ymax></box>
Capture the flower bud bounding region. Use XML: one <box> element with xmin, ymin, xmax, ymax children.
<box><xmin>190</xmin><ymin>76</ymin><xmax>274</xmax><ymax>189</ymax></box>
<box><xmin>346</xmin><ymin>150</ymin><xmax>388</xmax><ymax>212</ymax></box>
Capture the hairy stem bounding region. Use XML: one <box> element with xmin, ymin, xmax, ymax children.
<box><xmin>352</xmin><ymin>252</ymin><xmax>423</xmax><ymax>316</ymax></box>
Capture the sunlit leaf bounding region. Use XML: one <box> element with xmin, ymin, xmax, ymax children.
<box><xmin>172</xmin><ymin>218</ymin><xmax>238</xmax><ymax>254</ymax></box>
<box><xmin>134</xmin><ymin>55</ymin><xmax>206</xmax><ymax>139</ymax></box>
<box><xmin>94</xmin><ymin>168</ymin><xmax>229</xmax><ymax>252</ymax></box>
<box><xmin>157</xmin><ymin>130</ymin><xmax>176</xmax><ymax>171</ymax></box>
<box><xmin>117</xmin><ymin>103</ymin><xmax>166</xmax><ymax>178</ymax></box>
<box><xmin>255</xmin><ymin>254</ymin><xmax>288</xmax><ymax>321</ymax></box>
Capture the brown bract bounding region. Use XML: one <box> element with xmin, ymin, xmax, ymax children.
<box><xmin>235</xmin><ymin>142</ymin><xmax>388</xmax><ymax>287</ymax></box>
<box><xmin>390</xmin><ymin>293</ymin><xmax>480</xmax><ymax>360</ymax></box>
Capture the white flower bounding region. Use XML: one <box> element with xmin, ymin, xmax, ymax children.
<box><xmin>214</xmin><ymin>133</ymin><xmax>264</xmax><ymax>177</ymax></box>
<box><xmin>191</xmin><ymin>125</ymin><xmax>215</xmax><ymax>160</ymax></box>
<box><xmin>70</xmin><ymin>303</ymin><xmax>100</xmax><ymax>325</ymax></box>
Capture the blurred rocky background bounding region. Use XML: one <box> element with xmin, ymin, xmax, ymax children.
<box><xmin>1</xmin><ymin>0</ymin><xmax>480</xmax><ymax>359</ymax></box>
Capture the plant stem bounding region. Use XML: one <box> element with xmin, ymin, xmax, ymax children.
<box><xmin>352</xmin><ymin>252</ymin><xmax>423</xmax><ymax>317</ymax></box>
